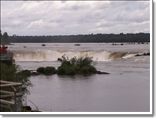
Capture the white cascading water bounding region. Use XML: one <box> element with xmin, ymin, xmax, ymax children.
<box><xmin>12</xmin><ymin>49</ymin><xmax>136</xmax><ymax>62</ymax></box>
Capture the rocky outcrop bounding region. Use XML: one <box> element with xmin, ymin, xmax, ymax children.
<box><xmin>135</xmin><ymin>52</ymin><xmax>150</xmax><ymax>57</ymax></box>
<box><xmin>96</xmin><ymin>71</ymin><xmax>110</xmax><ymax>74</ymax></box>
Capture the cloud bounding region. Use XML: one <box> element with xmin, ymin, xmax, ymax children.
<box><xmin>1</xmin><ymin>1</ymin><xmax>150</xmax><ymax>35</ymax></box>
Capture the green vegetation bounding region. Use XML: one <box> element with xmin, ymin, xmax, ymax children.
<box><xmin>1</xmin><ymin>56</ymin><xmax>108</xmax><ymax>78</ymax></box>
<box><xmin>35</xmin><ymin>56</ymin><xmax>109</xmax><ymax>76</ymax></box>
<box><xmin>17</xmin><ymin>70</ymin><xmax>32</xmax><ymax>77</ymax></box>
<box><xmin>0</xmin><ymin>30</ymin><xmax>10</xmax><ymax>44</ymax></box>
<box><xmin>57</xmin><ymin>56</ymin><xmax>97</xmax><ymax>75</ymax></box>
<box><xmin>37</xmin><ymin>66</ymin><xmax>56</xmax><ymax>75</ymax></box>
<box><xmin>0</xmin><ymin>63</ymin><xmax>31</xmax><ymax>92</ymax></box>
<box><xmin>36</xmin><ymin>67</ymin><xmax>45</xmax><ymax>74</ymax></box>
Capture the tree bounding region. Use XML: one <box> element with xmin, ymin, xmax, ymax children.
<box><xmin>2</xmin><ymin>32</ymin><xmax>9</xmax><ymax>44</ymax></box>
<box><xmin>3</xmin><ymin>32</ymin><xmax>8</xmax><ymax>40</ymax></box>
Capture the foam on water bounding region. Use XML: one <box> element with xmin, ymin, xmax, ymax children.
<box><xmin>12</xmin><ymin>49</ymin><xmax>136</xmax><ymax>62</ymax></box>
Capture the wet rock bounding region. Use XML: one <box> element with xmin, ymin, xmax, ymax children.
<box><xmin>143</xmin><ymin>52</ymin><xmax>150</xmax><ymax>56</ymax></box>
<box><xmin>42</xmin><ymin>44</ymin><xmax>46</xmax><ymax>46</ymax></box>
<box><xmin>96</xmin><ymin>71</ymin><xmax>110</xmax><ymax>74</ymax></box>
<box><xmin>135</xmin><ymin>52</ymin><xmax>150</xmax><ymax>56</ymax></box>
<box><xmin>31</xmin><ymin>71</ymin><xmax>40</xmax><ymax>76</ymax></box>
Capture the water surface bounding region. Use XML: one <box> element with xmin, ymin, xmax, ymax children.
<box><xmin>10</xmin><ymin>43</ymin><xmax>150</xmax><ymax>112</ymax></box>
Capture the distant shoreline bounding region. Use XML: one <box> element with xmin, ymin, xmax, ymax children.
<box><xmin>9</xmin><ymin>33</ymin><xmax>150</xmax><ymax>43</ymax></box>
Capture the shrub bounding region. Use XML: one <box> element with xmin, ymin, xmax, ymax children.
<box><xmin>57</xmin><ymin>65</ymin><xmax>76</xmax><ymax>75</ymax></box>
<box><xmin>79</xmin><ymin>65</ymin><xmax>97</xmax><ymax>75</ymax></box>
<box><xmin>44</xmin><ymin>67</ymin><xmax>56</xmax><ymax>75</ymax></box>
<box><xmin>36</xmin><ymin>66</ymin><xmax>56</xmax><ymax>75</ymax></box>
<box><xmin>0</xmin><ymin>63</ymin><xmax>31</xmax><ymax>93</ymax></box>
<box><xmin>57</xmin><ymin>56</ymin><xmax>97</xmax><ymax>75</ymax></box>
<box><xmin>37</xmin><ymin>67</ymin><xmax>45</xmax><ymax>74</ymax></box>
<box><xmin>0</xmin><ymin>63</ymin><xmax>17</xmax><ymax>82</ymax></box>
<box><xmin>18</xmin><ymin>70</ymin><xmax>31</xmax><ymax>77</ymax></box>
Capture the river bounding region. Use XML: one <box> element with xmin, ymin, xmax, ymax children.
<box><xmin>8</xmin><ymin>43</ymin><xmax>150</xmax><ymax>112</ymax></box>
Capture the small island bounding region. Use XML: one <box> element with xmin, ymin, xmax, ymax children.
<box><xmin>31</xmin><ymin>56</ymin><xmax>110</xmax><ymax>76</ymax></box>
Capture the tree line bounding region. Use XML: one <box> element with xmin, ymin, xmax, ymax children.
<box><xmin>0</xmin><ymin>31</ymin><xmax>150</xmax><ymax>43</ymax></box>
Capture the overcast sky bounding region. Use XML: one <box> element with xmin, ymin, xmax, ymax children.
<box><xmin>1</xmin><ymin>1</ymin><xmax>150</xmax><ymax>36</ymax></box>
